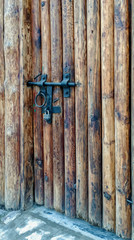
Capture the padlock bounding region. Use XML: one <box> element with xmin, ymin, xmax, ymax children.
<box><xmin>43</xmin><ymin>110</ymin><xmax>51</xmax><ymax>121</ymax></box>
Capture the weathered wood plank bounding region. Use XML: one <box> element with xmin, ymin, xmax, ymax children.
<box><xmin>20</xmin><ymin>0</ymin><xmax>34</xmax><ymax>209</ymax></box>
<box><xmin>87</xmin><ymin>0</ymin><xmax>102</xmax><ymax>226</ymax></box>
<box><xmin>101</xmin><ymin>0</ymin><xmax>115</xmax><ymax>231</ymax></box>
<box><xmin>41</xmin><ymin>0</ymin><xmax>53</xmax><ymax>208</ymax></box>
<box><xmin>4</xmin><ymin>0</ymin><xmax>20</xmax><ymax>210</ymax></box>
<box><xmin>0</xmin><ymin>0</ymin><xmax>5</xmax><ymax>207</ymax></box>
<box><xmin>74</xmin><ymin>0</ymin><xmax>88</xmax><ymax>220</ymax></box>
<box><xmin>32</xmin><ymin>0</ymin><xmax>44</xmax><ymax>205</ymax></box>
<box><xmin>62</xmin><ymin>0</ymin><xmax>76</xmax><ymax>218</ymax></box>
<box><xmin>50</xmin><ymin>0</ymin><xmax>64</xmax><ymax>212</ymax></box>
<box><xmin>132</xmin><ymin>0</ymin><xmax>134</xmax><ymax>238</ymax></box>
<box><xmin>114</xmin><ymin>0</ymin><xmax>131</xmax><ymax>238</ymax></box>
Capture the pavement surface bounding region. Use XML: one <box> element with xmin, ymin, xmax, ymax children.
<box><xmin>0</xmin><ymin>205</ymin><xmax>123</xmax><ymax>240</ymax></box>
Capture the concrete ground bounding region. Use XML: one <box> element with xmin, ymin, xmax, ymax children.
<box><xmin>0</xmin><ymin>205</ymin><xmax>123</xmax><ymax>240</ymax></box>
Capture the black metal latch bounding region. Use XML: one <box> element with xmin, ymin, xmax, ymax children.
<box><xmin>27</xmin><ymin>73</ymin><xmax>76</xmax><ymax>124</ymax></box>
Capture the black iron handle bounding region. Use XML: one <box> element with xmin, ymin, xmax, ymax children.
<box><xmin>27</xmin><ymin>79</ymin><xmax>76</xmax><ymax>88</ymax></box>
<box><xmin>27</xmin><ymin>73</ymin><xmax>76</xmax><ymax>88</ymax></box>
<box><xmin>35</xmin><ymin>91</ymin><xmax>47</xmax><ymax>108</ymax></box>
<box><xmin>27</xmin><ymin>73</ymin><xmax>47</xmax><ymax>87</ymax></box>
<box><xmin>27</xmin><ymin>80</ymin><xmax>45</xmax><ymax>87</ymax></box>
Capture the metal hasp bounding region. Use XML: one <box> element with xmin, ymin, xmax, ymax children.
<box><xmin>27</xmin><ymin>73</ymin><xmax>76</xmax><ymax>124</ymax></box>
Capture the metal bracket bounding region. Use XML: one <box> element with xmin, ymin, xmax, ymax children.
<box><xmin>27</xmin><ymin>73</ymin><xmax>76</xmax><ymax>124</ymax></box>
<box><xmin>127</xmin><ymin>195</ymin><xmax>133</xmax><ymax>205</ymax></box>
<box><xmin>62</xmin><ymin>73</ymin><xmax>70</xmax><ymax>98</ymax></box>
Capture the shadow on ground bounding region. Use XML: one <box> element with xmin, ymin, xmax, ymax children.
<box><xmin>0</xmin><ymin>205</ymin><xmax>123</xmax><ymax>240</ymax></box>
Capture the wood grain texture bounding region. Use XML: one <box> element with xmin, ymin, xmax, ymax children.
<box><xmin>132</xmin><ymin>0</ymin><xmax>134</xmax><ymax>238</ymax></box>
<box><xmin>114</xmin><ymin>1</ymin><xmax>131</xmax><ymax>238</ymax></box>
<box><xmin>62</xmin><ymin>0</ymin><xmax>76</xmax><ymax>218</ymax></box>
<box><xmin>41</xmin><ymin>0</ymin><xmax>53</xmax><ymax>209</ymax></box>
<box><xmin>4</xmin><ymin>0</ymin><xmax>20</xmax><ymax>210</ymax></box>
<box><xmin>87</xmin><ymin>0</ymin><xmax>102</xmax><ymax>226</ymax></box>
<box><xmin>32</xmin><ymin>0</ymin><xmax>44</xmax><ymax>205</ymax></box>
<box><xmin>50</xmin><ymin>0</ymin><xmax>64</xmax><ymax>212</ymax></box>
<box><xmin>0</xmin><ymin>0</ymin><xmax>5</xmax><ymax>207</ymax></box>
<box><xmin>101</xmin><ymin>0</ymin><xmax>115</xmax><ymax>231</ymax></box>
<box><xmin>20</xmin><ymin>0</ymin><xmax>34</xmax><ymax>209</ymax></box>
<box><xmin>74</xmin><ymin>0</ymin><xmax>88</xmax><ymax>220</ymax></box>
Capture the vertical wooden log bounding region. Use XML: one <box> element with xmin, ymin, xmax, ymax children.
<box><xmin>74</xmin><ymin>0</ymin><xmax>88</xmax><ymax>220</ymax></box>
<box><xmin>41</xmin><ymin>0</ymin><xmax>53</xmax><ymax>208</ymax></box>
<box><xmin>50</xmin><ymin>0</ymin><xmax>64</xmax><ymax>212</ymax></box>
<box><xmin>87</xmin><ymin>0</ymin><xmax>102</xmax><ymax>226</ymax></box>
<box><xmin>4</xmin><ymin>0</ymin><xmax>20</xmax><ymax>210</ymax></box>
<box><xmin>114</xmin><ymin>1</ymin><xmax>131</xmax><ymax>238</ymax></box>
<box><xmin>20</xmin><ymin>0</ymin><xmax>34</xmax><ymax>209</ymax></box>
<box><xmin>0</xmin><ymin>0</ymin><xmax>5</xmax><ymax>207</ymax></box>
<box><xmin>101</xmin><ymin>0</ymin><xmax>115</xmax><ymax>231</ymax></box>
<box><xmin>62</xmin><ymin>0</ymin><xmax>76</xmax><ymax>217</ymax></box>
<box><xmin>132</xmin><ymin>0</ymin><xmax>134</xmax><ymax>238</ymax></box>
<box><xmin>32</xmin><ymin>0</ymin><xmax>44</xmax><ymax>205</ymax></box>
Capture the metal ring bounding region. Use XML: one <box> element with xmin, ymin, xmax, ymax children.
<box><xmin>35</xmin><ymin>91</ymin><xmax>47</xmax><ymax>108</ymax></box>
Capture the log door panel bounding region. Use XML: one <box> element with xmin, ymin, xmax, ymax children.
<box><xmin>0</xmin><ymin>0</ymin><xmax>133</xmax><ymax>239</ymax></box>
<box><xmin>31</xmin><ymin>0</ymin><xmax>88</xmax><ymax>219</ymax></box>
<box><xmin>31</xmin><ymin>1</ymin><xmax>131</xmax><ymax>238</ymax></box>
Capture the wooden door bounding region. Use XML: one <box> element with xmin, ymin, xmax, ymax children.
<box><xmin>32</xmin><ymin>0</ymin><xmax>88</xmax><ymax>219</ymax></box>
<box><xmin>0</xmin><ymin>0</ymin><xmax>133</xmax><ymax>239</ymax></box>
